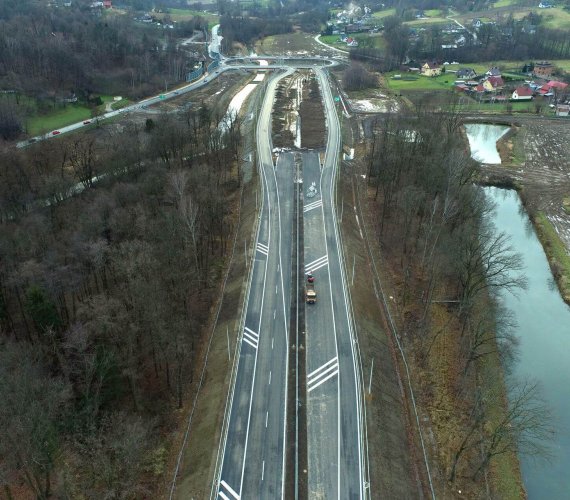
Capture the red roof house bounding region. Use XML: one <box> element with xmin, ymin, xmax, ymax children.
<box><xmin>103</xmin><ymin>0</ymin><xmax>112</xmax><ymax>7</ymax></box>
<box><xmin>511</xmin><ymin>87</ymin><xmax>533</xmax><ymax>100</ymax></box>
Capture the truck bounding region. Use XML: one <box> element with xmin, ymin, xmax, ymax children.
<box><xmin>305</xmin><ymin>282</ymin><xmax>317</xmax><ymax>304</ymax></box>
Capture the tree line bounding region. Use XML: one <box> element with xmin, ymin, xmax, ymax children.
<box><xmin>0</xmin><ymin>2</ymin><xmax>208</xmax><ymax>122</ymax></box>
<box><xmin>0</xmin><ymin>103</ymin><xmax>243</xmax><ymax>498</ymax></box>
<box><xmin>363</xmin><ymin>102</ymin><xmax>553</xmax><ymax>488</ymax></box>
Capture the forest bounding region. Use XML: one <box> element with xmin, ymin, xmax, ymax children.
<box><xmin>0</xmin><ymin>0</ymin><xmax>208</xmax><ymax>139</ymax></box>
<box><xmin>0</xmin><ymin>104</ymin><xmax>244</xmax><ymax>498</ymax></box>
<box><xmin>362</xmin><ymin>104</ymin><xmax>552</xmax><ymax>490</ymax></box>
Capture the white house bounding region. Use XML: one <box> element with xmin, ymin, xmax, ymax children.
<box><xmin>511</xmin><ymin>87</ymin><xmax>533</xmax><ymax>100</ymax></box>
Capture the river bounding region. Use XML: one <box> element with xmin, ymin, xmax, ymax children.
<box><xmin>486</xmin><ymin>187</ymin><xmax>570</xmax><ymax>498</ymax></box>
<box><xmin>464</xmin><ymin>123</ymin><xmax>509</xmax><ymax>163</ymax></box>
<box><xmin>465</xmin><ymin>124</ymin><xmax>570</xmax><ymax>497</ymax></box>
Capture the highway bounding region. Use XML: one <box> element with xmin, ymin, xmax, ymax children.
<box><xmin>303</xmin><ymin>69</ymin><xmax>366</xmax><ymax>498</ymax></box>
<box><xmin>213</xmin><ymin>68</ymin><xmax>295</xmax><ymax>500</ymax></box>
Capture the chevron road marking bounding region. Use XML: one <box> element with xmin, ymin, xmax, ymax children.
<box><xmin>219</xmin><ymin>479</ymin><xmax>240</xmax><ymax>500</ymax></box>
<box><xmin>256</xmin><ymin>242</ymin><xmax>268</xmax><ymax>256</ymax></box>
<box><xmin>305</xmin><ymin>254</ymin><xmax>328</xmax><ymax>274</ymax></box>
<box><xmin>242</xmin><ymin>327</ymin><xmax>259</xmax><ymax>350</ymax></box>
<box><xmin>303</xmin><ymin>199</ymin><xmax>322</xmax><ymax>213</ymax></box>
<box><xmin>307</xmin><ymin>357</ymin><xmax>339</xmax><ymax>392</ymax></box>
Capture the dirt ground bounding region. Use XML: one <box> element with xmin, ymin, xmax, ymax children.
<box><xmin>491</xmin><ymin>119</ymin><xmax>570</xmax><ymax>249</ymax></box>
<box><xmin>300</xmin><ymin>75</ymin><xmax>326</xmax><ymax>149</ymax></box>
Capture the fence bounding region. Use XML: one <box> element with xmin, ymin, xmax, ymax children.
<box><xmin>186</xmin><ymin>66</ymin><xmax>204</xmax><ymax>83</ymax></box>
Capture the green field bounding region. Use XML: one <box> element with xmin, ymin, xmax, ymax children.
<box><xmin>404</xmin><ymin>17</ymin><xmax>448</xmax><ymax>26</ymax></box>
<box><xmin>158</xmin><ymin>8</ymin><xmax>219</xmax><ymax>24</ymax></box>
<box><xmin>539</xmin><ymin>7</ymin><xmax>570</xmax><ymax>29</ymax></box>
<box><xmin>424</xmin><ymin>9</ymin><xmax>443</xmax><ymax>17</ymax></box>
<box><xmin>492</xmin><ymin>0</ymin><xmax>521</xmax><ymax>7</ymax></box>
<box><xmin>27</xmin><ymin>105</ymin><xmax>92</xmax><ymax>136</ymax></box>
<box><xmin>372</xmin><ymin>8</ymin><xmax>396</xmax><ymax>18</ymax></box>
<box><xmin>384</xmin><ymin>72</ymin><xmax>456</xmax><ymax>91</ymax></box>
<box><xmin>320</xmin><ymin>33</ymin><xmax>386</xmax><ymax>51</ymax></box>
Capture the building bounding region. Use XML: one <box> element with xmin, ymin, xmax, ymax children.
<box><xmin>421</xmin><ymin>61</ymin><xmax>442</xmax><ymax>77</ymax></box>
<box><xmin>456</xmin><ymin>68</ymin><xmax>477</xmax><ymax>79</ymax></box>
<box><xmin>538</xmin><ymin>2</ymin><xmax>554</xmax><ymax>8</ymax></box>
<box><xmin>103</xmin><ymin>0</ymin><xmax>112</xmax><ymax>7</ymax></box>
<box><xmin>556</xmin><ymin>104</ymin><xmax>569</xmax><ymax>116</ymax></box>
<box><xmin>534</xmin><ymin>61</ymin><xmax>555</xmax><ymax>77</ymax></box>
<box><xmin>486</xmin><ymin>66</ymin><xmax>502</xmax><ymax>77</ymax></box>
<box><xmin>483</xmin><ymin>76</ymin><xmax>505</xmax><ymax>91</ymax></box>
<box><xmin>511</xmin><ymin>87</ymin><xmax>533</xmax><ymax>100</ymax></box>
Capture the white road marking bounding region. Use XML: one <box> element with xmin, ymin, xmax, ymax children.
<box><xmin>262</xmin><ymin>460</ymin><xmax>265</xmax><ymax>481</ymax></box>
<box><xmin>220</xmin><ymin>480</ymin><xmax>240</xmax><ymax>500</ymax></box>
<box><xmin>271</xmin><ymin>337</ymin><xmax>274</xmax><ymax>349</ymax></box>
<box><xmin>276</xmin><ymin>285</ymin><xmax>278</xmax><ymax>294</ymax></box>
<box><xmin>265</xmin><ymin>411</ymin><xmax>269</xmax><ymax>427</ymax></box>
<box><xmin>307</xmin><ymin>356</ymin><xmax>338</xmax><ymax>379</ymax></box>
<box><xmin>307</xmin><ymin>358</ymin><xmax>340</xmax><ymax>392</ymax></box>
<box><xmin>308</xmin><ymin>367</ymin><xmax>339</xmax><ymax>392</ymax></box>
<box><xmin>242</xmin><ymin>327</ymin><xmax>259</xmax><ymax>349</ymax></box>
<box><xmin>219</xmin><ymin>491</ymin><xmax>230</xmax><ymax>500</ymax></box>
<box><xmin>305</xmin><ymin>254</ymin><xmax>328</xmax><ymax>274</ymax></box>
<box><xmin>256</xmin><ymin>242</ymin><xmax>269</xmax><ymax>256</ymax></box>
<box><xmin>274</xmin><ymin>310</ymin><xmax>276</xmax><ymax>319</ymax></box>
<box><xmin>269</xmin><ymin>371</ymin><xmax>272</xmax><ymax>385</ymax></box>
<box><xmin>303</xmin><ymin>199</ymin><xmax>323</xmax><ymax>213</ymax></box>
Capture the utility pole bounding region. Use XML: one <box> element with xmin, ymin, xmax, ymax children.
<box><xmin>351</xmin><ymin>255</ymin><xmax>355</xmax><ymax>286</ymax></box>
<box><xmin>368</xmin><ymin>358</ymin><xmax>374</xmax><ymax>395</ymax></box>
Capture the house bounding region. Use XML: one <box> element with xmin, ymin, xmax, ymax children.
<box><xmin>538</xmin><ymin>2</ymin><xmax>554</xmax><ymax>8</ymax></box>
<box><xmin>347</xmin><ymin>38</ymin><xmax>359</xmax><ymax>47</ymax></box>
<box><xmin>456</xmin><ymin>68</ymin><xmax>477</xmax><ymax>79</ymax></box>
<box><xmin>511</xmin><ymin>87</ymin><xmax>533</xmax><ymax>100</ymax></box>
<box><xmin>421</xmin><ymin>61</ymin><xmax>442</xmax><ymax>77</ymax></box>
<box><xmin>486</xmin><ymin>66</ymin><xmax>502</xmax><ymax>77</ymax></box>
<box><xmin>546</xmin><ymin>80</ymin><xmax>568</xmax><ymax>90</ymax></box>
<box><xmin>472</xmin><ymin>18</ymin><xmax>482</xmax><ymax>28</ymax></box>
<box><xmin>534</xmin><ymin>61</ymin><xmax>555</xmax><ymax>77</ymax></box>
<box><xmin>103</xmin><ymin>0</ymin><xmax>112</xmax><ymax>7</ymax></box>
<box><xmin>483</xmin><ymin>76</ymin><xmax>504</xmax><ymax>91</ymax></box>
<box><xmin>455</xmin><ymin>83</ymin><xmax>469</xmax><ymax>92</ymax></box>
<box><xmin>556</xmin><ymin>104</ymin><xmax>569</xmax><ymax>116</ymax></box>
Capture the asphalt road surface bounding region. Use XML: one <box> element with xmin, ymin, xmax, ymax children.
<box><xmin>214</xmin><ymin>68</ymin><xmax>295</xmax><ymax>500</ymax></box>
<box><xmin>302</xmin><ymin>69</ymin><xmax>366</xmax><ymax>499</ymax></box>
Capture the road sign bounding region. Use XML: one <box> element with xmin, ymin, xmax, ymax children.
<box><xmin>159</xmin><ymin>94</ymin><xmax>165</xmax><ymax>99</ymax></box>
<box><xmin>334</xmin><ymin>96</ymin><xmax>340</xmax><ymax>102</ymax></box>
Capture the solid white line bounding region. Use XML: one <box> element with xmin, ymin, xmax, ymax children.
<box><xmin>308</xmin><ymin>363</ymin><xmax>339</xmax><ymax>387</ymax></box>
<box><xmin>242</xmin><ymin>337</ymin><xmax>258</xmax><ymax>349</ymax></box>
<box><xmin>220</xmin><ymin>480</ymin><xmax>240</xmax><ymax>500</ymax></box>
<box><xmin>307</xmin><ymin>356</ymin><xmax>338</xmax><ymax>379</ymax></box>
<box><xmin>218</xmin><ymin>491</ymin><xmax>230</xmax><ymax>500</ymax></box>
<box><xmin>308</xmin><ymin>368</ymin><xmax>339</xmax><ymax>392</ymax></box>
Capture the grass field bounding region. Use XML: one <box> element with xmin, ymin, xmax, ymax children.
<box><xmin>372</xmin><ymin>8</ymin><xmax>396</xmax><ymax>18</ymax></box>
<box><xmin>384</xmin><ymin>72</ymin><xmax>456</xmax><ymax>91</ymax></box>
<box><xmin>492</xmin><ymin>0</ymin><xmax>521</xmax><ymax>7</ymax></box>
<box><xmin>539</xmin><ymin>7</ymin><xmax>570</xmax><ymax>29</ymax></box>
<box><xmin>158</xmin><ymin>8</ymin><xmax>219</xmax><ymax>24</ymax></box>
<box><xmin>27</xmin><ymin>105</ymin><xmax>92</xmax><ymax>136</ymax></box>
<box><xmin>320</xmin><ymin>33</ymin><xmax>386</xmax><ymax>51</ymax></box>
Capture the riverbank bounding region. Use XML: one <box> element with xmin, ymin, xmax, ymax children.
<box><xmin>486</xmin><ymin>123</ymin><xmax>570</xmax><ymax>306</ymax></box>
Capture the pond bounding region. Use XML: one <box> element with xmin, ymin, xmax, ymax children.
<box><xmin>464</xmin><ymin>123</ymin><xmax>510</xmax><ymax>164</ymax></box>
<box><xmin>485</xmin><ymin>187</ymin><xmax>570</xmax><ymax>498</ymax></box>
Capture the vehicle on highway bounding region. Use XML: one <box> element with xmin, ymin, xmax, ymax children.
<box><xmin>83</xmin><ymin>120</ymin><xmax>91</xmax><ymax>125</ymax></box>
<box><xmin>307</xmin><ymin>272</ymin><xmax>315</xmax><ymax>283</ymax></box>
<box><xmin>52</xmin><ymin>130</ymin><xmax>60</xmax><ymax>135</ymax></box>
<box><xmin>306</xmin><ymin>282</ymin><xmax>317</xmax><ymax>304</ymax></box>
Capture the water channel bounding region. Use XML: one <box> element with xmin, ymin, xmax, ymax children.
<box><xmin>465</xmin><ymin>124</ymin><xmax>570</xmax><ymax>497</ymax></box>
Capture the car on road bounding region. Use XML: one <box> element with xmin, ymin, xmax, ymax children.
<box><xmin>83</xmin><ymin>120</ymin><xmax>91</xmax><ymax>125</ymax></box>
<box><xmin>52</xmin><ymin>130</ymin><xmax>60</xmax><ymax>135</ymax></box>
